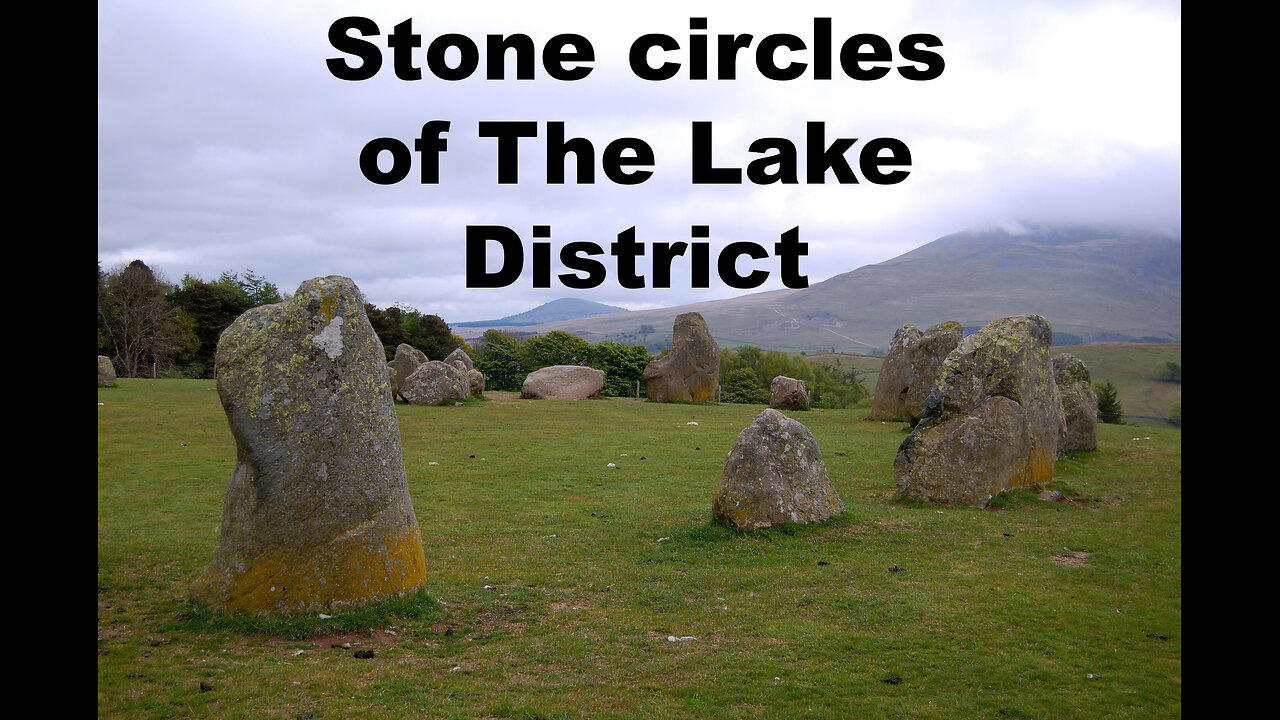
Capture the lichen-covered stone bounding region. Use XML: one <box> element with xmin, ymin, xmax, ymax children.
<box><xmin>769</xmin><ymin>375</ymin><xmax>810</xmax><ymax>410</ymax></box>
<box><xmin>643</xmin><ymin>312</ymin><xmax>719</xmax><ymax>402</ymax></box>
<box><xmin>444</xmin><ymin>347</ymin><xmax>474</xmax><ymax>373</ymax></box>
<box><xmin>714</xmin><ymin>409</ymin><xmax>843</xmax><ymax>529</ymax></box>
<box><xmin>387</xmin><ymin>343</ymin><xmax>427</xmax><ymax>402</ymax></box>
<box><xmin>871</xmin><ymin>321</ymin><xmax>962</xmax><ymax>424</ymax></box>
<box><xmin>400</xmin><ymin>360</ymin><xmax>470</xmax><ymax>405</ymax></box>
<box><xmin>190</xmin><ymin>276</ymin><xmax>427</xmax><ymax>613</ymax></box>
<box><xmin>467</xmin><ymin>368</ymin><xmax>485</xmax><ymax>397</ymax></box>
<box><xmin>1053</xmin><ymin>353</ymin><xmax>1098</xmax><ymax>451</ymax></box>
<box><xmin>98</xmin><ymin>355</ymin><xmax>117</xmax><ymax>387</ymax></box>
<box><xmin>895</xmin><ymin>314</ymin><xmax>1063</xmax><ymax>507</ymax></box>
<box><xmin>521</xmin><ymin>365</ymin><xmax>604</xmax><ymax>400</ymax></box>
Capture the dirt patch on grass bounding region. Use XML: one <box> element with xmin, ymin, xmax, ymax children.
<box><xmin>1050</xmin><ymin>551</ymin><xmax>1092</xmax><ymax>567</ymax></box>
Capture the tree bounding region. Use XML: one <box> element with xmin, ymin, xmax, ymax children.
<box><xmin>1155</xmin><ymin>361</ymin><xmax>1181</xmax><ymax>384</ymax></box>
<box><xmin>1095</xmin><ymin>381</ymin><xmax>1124</xmax><ymax>424</ymax></box>
<box><xmin>523</xmin><ymin>330</ymin><xmax>592</xmax><ymax>369</ymax></box>
<box><xmin>217</xmin><ymin>269</ymin><xmax>283</xmax><ymax>306</ymax></box>
<box><xmin>475</xmin><ymin>329</ymin><xmax>525</xmax><ymax>391</ymax></box>
<box><xmin>408</xmin><ymin>312</ymin><xmax>457</xmax><ymax>359</ymax></box>
<box><xmin>589</xmin><ymin>341</ymin><xmax>653</xmax><ymax>397</ymax></box>
<box><xmin>168</xmin><ymin>274</ymin><xmax>256</xmax><ymax>372</ymax></box>
<box><xmin>99</xmin><ymin>260</ymin><xmax>189</xmax><ymax>377</ymax></box>
<box><xmin>365</xmin><ymin>304</ymin><xmax>410</xmax><ymax>360</ymax></box>
<box><xmin>721</xmin><ymin>367</ymin><xmax>768</xmax><ymax>404</ymax></box>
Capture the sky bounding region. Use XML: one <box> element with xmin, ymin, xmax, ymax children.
<box><xmin>98</xmin><ymin>0</ymin><xmax>1181</xmax><ymax>323</ymax></box>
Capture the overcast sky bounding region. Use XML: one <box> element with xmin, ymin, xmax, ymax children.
<box><xmin>98</xmin><ymin>0</ymin><xmax>1181</xmax><ymax>323</ymax></box>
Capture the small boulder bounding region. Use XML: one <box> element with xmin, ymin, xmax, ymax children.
<box><xmin>871</xmin><ymin>321</ymin><xmax>962</xmax><ymax>424</ymax></box>
<box><xmin>769</xmin><ymin>376</ymin><xmax>810</xmax><ymax>410</ymax></box>
<box><xmin>401</xmin><ymin>360</ymin><xmax>470</xmax><ymax>405</ymax></box>
<box><xmin>643</xmin><ymin>312</ymin><xmax>719</xmax><ymax>402</ymax></box>
<box><xmin>467</xmin><ymin>368</ymin><xmax>485</xmax><ymax>397</ymax></box>
<box><xmin>895</xmin><ymin>314</ymin><xmax>1063</xmax><ymax>507</ymax></box>
<box><xmin>387</xmin><ymin>344</ymin><xmax>427</xmax><ymax>402</ymax></box>
<box><xmin>98</xmin><ymin>356</ymin><xmax>117</xmax><ymax>387</ymax></box>
<box><xmin>713</xmin><ymin>409</ymin><xmax>844</xmax><ymax>529</ymax></box>
<box><xmin>189</xmin><ymin>276</ymin><xmax>427</xmax><ymax>613</ymax></box>
<box><xmin>521</xmin><ymin>365</ymin><xmax>605</xmax><ymax>400</ymax></box>
<box><xmin>1053</xmin><ymin>353</ymin><xmax>1098</xmax><ymax>451</ymax></box>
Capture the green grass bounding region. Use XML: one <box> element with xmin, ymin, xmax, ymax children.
<box><xmin>99</xmin><ymin>380</ymin><xmax>1181</xmax><ymax>719</ymax></box>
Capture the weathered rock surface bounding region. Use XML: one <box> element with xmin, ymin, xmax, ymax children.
<box><xmin>714</xmin><ymin>409</ymin><xmax>844</xmax><ymax>529</ymax></box>
<box><xmin>1053</xmin><ymin>353</ymin><xmax>1098</xmax><ymax>451</ymax></box>
<box><xmin>98</xmin><ymin>356</ymin><xmax>116</xmax><ymax>387</ymax></box>
<box><xmin>871</xmin><ymin>321</ymin><xmax>963</xmax><ymax>424</ymax></box>
<box><xmin>190</xmin><ymin>276</ymin><xmax>427</xmax><ymax>613</ymax></box>
<box><xmin>387</xmin><ymin>344</ymin><xmax>427</xmax><ymax>401</ymax></box>
<box><xmin>643</xmin><ymin>312</ymin><xmax>719</xmax><ymax>402</ymax></box>
<box><xmin>521</xmin><ymin>365</ymin><xmax>604</xmax><ymax>400</ymax></box>
<box><xmin>769</xmin><ymin>376</ymin><xmax>810</xmax><ymax>410</ymax></box>
<box><xmin>467</xmin><ymin>368</ymin><xmax>485</xmax><ymax>397</ymax></box>
<box><xmin>895</xmin><ymin>314</ymin><xmax>1063</xmax><ymax>507</ymax></box>
<box><xmin>401</xmin><ymin>360</ymin><xmax>470</xmax><ymax>405</ymax></box>
<box><xmin>444</xmin><ymin>347</ymin><xmax>474</xmax><ymax>373</ymax></box>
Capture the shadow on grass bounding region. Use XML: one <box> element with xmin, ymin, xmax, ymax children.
<box><xmin>170</xmin><ymin>589</ymin><xmax>443</xmax><ymax>640</ymax></box>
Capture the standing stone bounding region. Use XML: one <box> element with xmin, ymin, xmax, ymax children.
<box><xmin>98</xmin><ymin>355</ymin><xmax>117</xmax><ymax>387</ymax></box>
<box><xmin>190</xmin><ymin>276</ymin><xmax>427</xmax><ymax>612</ymax></box>
<box><xmin>871</xmin><ymin>321</ymin><xmax>963</xmax><ymax>424</ymax></box>
<box><xmin>714</xmin><ymin>409</ymin><xmax>844</xmax><ymax>529</ymax></box>
<box><xmin>444</xmin><ymin>347</ymin><xmax>474</xmax><ymax>373</ymax></box>
<box><xmin>400</xmin><ymin>360</ymin><xmax>470</xmax><ymax>405</ymax></box>
<box><xmin>643</xmin><ymin>312</ymin><xmax>719</xmax><ymax>402</ymax></box>
<box><xmin>769</xmin><ymin>376</ymin><xmax>810</xmax><ymax>410</ymax></box>
<box><xmin>521</xmin><ymin>365</ymin><xmax>605</xmax><ymax>400</ymax></box>
<box><xmin>895</xmin><ymin>314</ymin><xmax>1063</xmax><ymax>507</ymax></box>
<box><xmin>1053</xmin><ymin>353</ymin><xmax>1098</xmax><ymax>451</ymax></box>
<box><xmin>387</xmin><ymin>343</ymin><xmax>428</xmax><ymax>402</ymax></box>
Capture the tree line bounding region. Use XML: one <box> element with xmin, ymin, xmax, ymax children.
<box><xmin>97</xmin><ymin>260</ymin><xmax>465</xmax><ymax>379</ymax></box>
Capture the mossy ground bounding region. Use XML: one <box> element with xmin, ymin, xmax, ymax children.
<box><xmin>99</xmin><ymin>380</ymin><xmax>1180</xmax><ymax>719</ymax></box>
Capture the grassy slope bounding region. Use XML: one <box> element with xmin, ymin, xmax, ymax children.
<box><xmin>1064</xmin><ymin>344</ymin><xmax>1181</xmax><ymax>427</ymax></box>
<box><xmin>99</xmin><ymin>381</ymin><xmax>1181</xmax><ymax>719</ymax></box>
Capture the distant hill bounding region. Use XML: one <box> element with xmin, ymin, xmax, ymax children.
<box><xmin>456</xmin><ymin>224</ymin><xmax>1181</xmax><ymax>352</ymax></box>
<box><xmin>454</xmin><ymin>297</ymin><xmax>628</xmax><ymax>327</ymax></box>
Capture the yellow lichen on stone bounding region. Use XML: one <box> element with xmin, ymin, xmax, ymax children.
<box><xmin>194</xmin><ymin>522</ymin><xmax>428</xmax><ymax>613</ymax></box>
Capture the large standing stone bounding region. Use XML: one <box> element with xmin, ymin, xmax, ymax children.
<box><xmin>98</xmin><ymin>355</ymin><xmax>117</xmax><ymax>387</ymax></box>
<box><xmin>871</xmin><ymin>321</ymin><xmax>963</xmax><ymax>424</ymax></box>
<box><xmin>400</xmin><ymin>360</ymin><xmax>470</xmax><ymax>405</ymax></box>
<box><xmin>769</xmin><ymin>375</ymin><xmax>810</xmax><ymax>410</ymax></box>
<box><xmin>643</xmin><ymin>312</ymin><xmax>719</xmax><ymax>402</ymax></box>
<box><xmin>1053</xmin><ymin>353</ymin><xmax>1098</xmax><ymax>451</ymax></box>
<box><xmin>895</xmin><ymin>314</ymin><xmax>1063</xmax><ymax>507</ymax></box>
<box><xmin>714</xmin><ymin>409</ymin><xmax>844</xmax><ymax>529</ymax></box>
<box><xmin>190</xmin><ymin>276</ymin><xmax>427</xmax><ymax>612</ymax></box>
<box><xmin>521</xmin><ymin>365</ymin><xmax>605</xmax><ymax>400</ymax></box>
<box><xmin>387</xmin><ymin>343</ymin><xmax>427</xmax><ymax>402</ymax></box>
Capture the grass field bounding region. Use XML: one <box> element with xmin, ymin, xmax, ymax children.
<box><xmin>98</xmin><ymin>380</ymin><xmax>1181</xmax><ymax>719</ymax></box>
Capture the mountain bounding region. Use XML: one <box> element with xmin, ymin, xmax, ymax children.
<box><xmin>454</xmin><ymin>225</ymin><xmax>1181</xmax><ymax>351</ymax></box>
<box><xmin>454</xmin><ymin>297</ymin><xmax>628</xmax><ymax>327</ymax></box>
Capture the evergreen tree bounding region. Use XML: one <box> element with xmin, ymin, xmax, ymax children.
<box><xmin>1096</xmin><ymin>381</ymin><xmax>1124</xmax><ymax>424</ymax></box>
